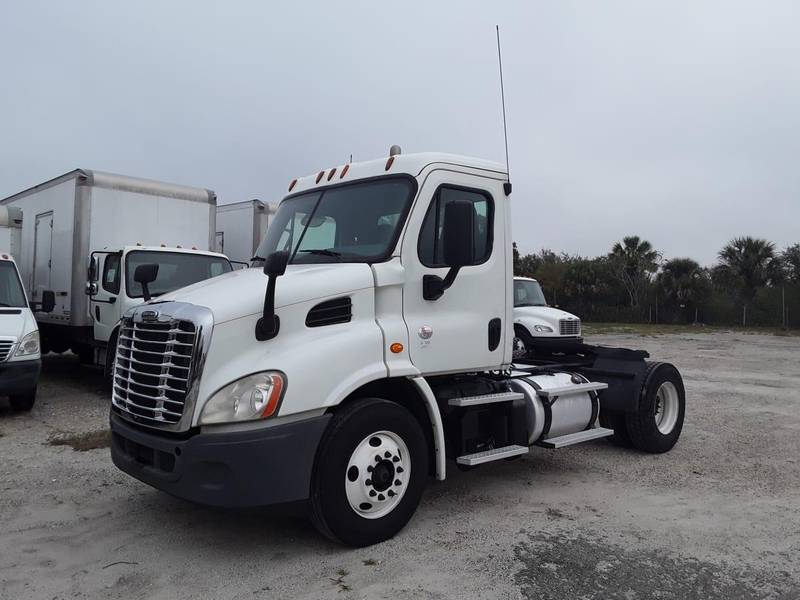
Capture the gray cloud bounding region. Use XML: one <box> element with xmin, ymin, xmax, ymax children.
<box><xmin>2</xmin><ymin>0</ymin><xmax>798</xmax><ymax>265</ymax></box>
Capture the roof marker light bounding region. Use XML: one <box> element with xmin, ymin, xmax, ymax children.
<box><xmin>1</xmin><ymin>254</ymin><xmax>8</xmax><ymax>260</ymax></box>
<box><xmin>315</xmin><ymin>171</ymin><xmax>324</xmax><ymax>184</ymax></box>
<box><xmin>192</xmin><ymin>246</ymin><xmax>197</xmax><ymax>250</ymax></box>
<box><xmin>385</xmin><ymin>156</ymin><xmax>395</xmax><ymax>171</ymax></box>
<box><xmin>288</xmin><ymin>179</ymin><xmax>297</xmax><ymax>192</ymax></box>
<box><xmin>327</xmin><ymin>167</ymin><xmax>337</xmax><ymax>181</ymax></box>
<box><xmin>340</xmin><ymin>164</ymin><xmax>350</xmax><ymax>179</ymax></box>
<box><xmin>161</xmin><ymin>243</ymin><xmax>166</xmax><ymax>247</ymax></box>
<box><xmin>177</xmin><ymin>245</ymin><xmax>182</xmax><ymax>248</ymax></box>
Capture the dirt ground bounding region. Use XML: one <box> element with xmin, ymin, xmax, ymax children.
<box><xmin>1</xmin><ymin>331</ymin><xmax>798</xmax><ymax>599</ymax></box>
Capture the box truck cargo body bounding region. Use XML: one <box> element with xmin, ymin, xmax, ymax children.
<box><xmin>0</xmin><ymin>207</ymin><xmax>23</xmax><ymax>260</ymax></box>
<box><xmin>215</xmin><ymin>199</ymin><xmax>275</xmax><ymax>263</ymax></box>
<box><xmin>0</xmin><ymin>169</ymin><xmax>222</xmax><ymax>363</ymax></box>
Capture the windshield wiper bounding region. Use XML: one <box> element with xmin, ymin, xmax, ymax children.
<box><xmin>298</xmin><ymin>249</ymin><xmax>342</xmax><ymax>258</ymax></box>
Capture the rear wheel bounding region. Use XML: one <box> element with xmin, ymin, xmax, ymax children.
<box><xmin>625</xmin><ymin>362</ymin><xmax>685</xmax><ymax>453</ymax></box>
<box><xmin>9</xmin><ymin>388</ymin><xmax>36</xmax><ymax>412</ymax></box>
<box><xmin>310</xmin><ymin>398</ymin><xmax>428</xmax><ymax>547</ymax></box>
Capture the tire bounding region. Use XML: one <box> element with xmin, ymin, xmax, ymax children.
<box><xmin>309</xmin><ymin>398</ymin><xmax>428</xmax><ymax>547</ymax></box>
<box><xmin>9</xmin><ymin>388</ymin><xmax>36</xmax><ymax>412</ymax></box>
<box><xmin>625</xmin><ymin>362</ymin><xmax>685</xmax><ymax>454</ymax></box>
<box><xmin>512</xmin><ymin>326</ymin><xmax>533</xmax><ymax>360</ymax></box>
<box><xmin>599</xmin><ymin>409</ymin><xmax>631</xmax><ymax>447</ymax></box>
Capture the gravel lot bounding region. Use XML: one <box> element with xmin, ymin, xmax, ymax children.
<box><xmin>1</xmin><ymin>331</ymin><xmax>799</xmax><ymax>599</ymax></box>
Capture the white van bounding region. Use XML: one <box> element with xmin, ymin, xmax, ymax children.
<box><xmin>0</xmin><ymin>254</ymin><xmax>53</xmax><ymax>411</ymax></box>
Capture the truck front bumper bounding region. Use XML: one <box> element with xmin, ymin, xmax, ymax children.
<box><xmin>0</xmin><ymin>359</ymin><xmax>41</xmax><ymax>395</ymax></box>
<box><xmin>110</xmin><ymin>412</ymin><xmax>331</xmax><ymax>508</ymax></box>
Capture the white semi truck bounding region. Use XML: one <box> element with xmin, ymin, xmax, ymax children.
<box><xmin>0</xmin><ymin>169</ymin><xmax>232</xmax><ymax>375</ymax></box>
<box><xmin>109</xmin><ymin>149</ymin><xmax>685</xmax><ymax>547</ymax></box>
<box><xmin>512</xmin><ymin>276</ymin><xmax>582</xmax><ymax>358</ymax></box>
<box><xmin>215</xmin><ymin>199</ymin><xmax>276</xmax><ymax>264</ymax></box>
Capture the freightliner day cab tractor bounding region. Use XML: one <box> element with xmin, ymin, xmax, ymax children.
<box><xmin>110</xmin><ymin>149</ymin><xmax>686</xmax><ymax>547</ymax></box>
<box><xmin>512</xmin><ymin>276</ymin><xmax>582</xmax><ymax>359</ymax></box>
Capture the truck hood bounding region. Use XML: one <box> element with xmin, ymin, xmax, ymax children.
<box><xmin>154</xmin><ymin>264</ymin><xmax>375</xmax><ymax>324</ymax></box>
<box><xmin>514</xmin><ymin>306</ymin><xmax>578</xmax><ymax>321</ymax></box>
<box><xmin>0</xmin><ymin>309</ymin><xmax>36</xmax><ymax>341</ymax></box>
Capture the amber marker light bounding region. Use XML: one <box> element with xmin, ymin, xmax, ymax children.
<box><xmin>390</xmin><ymin>343</ymin><xmax>404</xmax><ymax>354</ymax></box>
<box><xmin>340</xmin><ymin>163</ymin><xmax>350</xmax><ymax>179</ymax></box>
<box><xmin>327</xmin><ymin>167</ymin><xmax>337</xmax><ymax>181</ymax></box>
<box><xmin>315</xmin><ymin>171</ymin><xmax>325</xmax><ymax>183</ymax></box>
<box><xmin>288</xmin><ymin>178</ymin><xmax>297</xmax><ymax>191</ymax></box>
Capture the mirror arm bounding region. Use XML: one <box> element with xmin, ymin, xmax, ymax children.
<box><xmin>255</xmin><ymin>273</ymin><xmax>280</xmax><ymax>340</ymax></box>
<box><xmin>423</xmin><ymin>266</ymin><xmax>461</xmax><ymax>301</ymax></box>
<box><xmin>141</xmin><ymin>282</ymin><xmax>151</xmax><ymax>302</ymax></box>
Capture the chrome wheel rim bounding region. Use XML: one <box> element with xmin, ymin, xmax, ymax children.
<box><xmin>512</xmin><ymin>336</ymin><xmax>527</xmax><ymax>360</ymax></box>
<box><xmin>654</xmin><ymin>381</ymin><xmax>679</xmax><ymax>434</ymax></box>
<box><xmin>345</xmin><ymin>430</ymin><xmax>410</xmax><ymax>519</ymax></box>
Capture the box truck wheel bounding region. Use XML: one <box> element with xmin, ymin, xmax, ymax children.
<box><xmin>310</xmin><ymin>398</ymin><xmax>428</xmax><ymax>547</ymax></box>
<box><xmin>625</xmin><ymin>362</ymin><xmax>685</xmax><ymax>454</ymax></box>
<box><xmin>9</xmin><ymin>388</ymin><xmax>36</xmax><ymax>412</ymax></box>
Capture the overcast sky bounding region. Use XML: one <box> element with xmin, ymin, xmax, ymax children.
<box><xmin>2</xmin><ymin>1</ymin><xmax>798</xmax><ymax>266</ymax></box>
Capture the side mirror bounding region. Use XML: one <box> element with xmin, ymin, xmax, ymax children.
<box><xmin>441</xmin><ymin>200</ymin><xmax>475</xmax><ymax>267</ymax></box>
<box><xmin>36</xmin><ymin>290</ymin><xmax>56</xmax><ymax>313</ymax></box>
<box><xmin>134</xmin><ymin>263</ymin><xmax>159</xmax><ymax>302</ymax></box>
<box><xmin>423</xmin><ymin>200</ymin><xmax>474</xmax><ymax>301</ymax></box>
<box><xmin>85</xmin><ymin>282</ymin><xmax>98</xmax><ymax>296</ymax></box>
<box><xmin>255</xmin><ymin>251</ymin><xmax>290</xmax><ymax>341</ymax></box>
<box><xmin>87</xmin><ymin>256</ymin><xmax>98</xmax><ymax>283</ymax></box>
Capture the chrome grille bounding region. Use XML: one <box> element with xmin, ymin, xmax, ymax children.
<box><xmin>112</xmin><ymin>318</ymin><xmax>197</xmax><ymax>426</ymax></box>
<box><xmin>559</xmin><ymin>318</ymin><xmax>581</xmax><ymax>336</ymax></box>
<box><xmin>0</xmin><ymin>339</ymin><xmax>14</xmax><ymax>362</ymax></box>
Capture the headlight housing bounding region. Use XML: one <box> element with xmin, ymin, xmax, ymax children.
<box><xmin>200</xmin><ymin>371</ymin><xmax>286</xmax><ymax>425</ymax></box>
<box><xmin>533</xmin><ymin>325</ymin><xmax>554</xmax><ymax>333</ymax></box>
<box><xmin>14</xmin><ymin>331</ymin><xmax>40</xmax><ymax>357</ymax></box>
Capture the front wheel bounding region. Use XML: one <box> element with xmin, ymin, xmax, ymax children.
<box><xmin>9</xmin><ymin>388</ymin><xmax>36</xmax><ymax>412</ymax></box>
<box><xmin>309</xmin><ymin>398</ymin><xmax>428</xmax><ymax>547</ymax></box>
<box><xmin>625</xmin><ymin>362</ymin><xmax>685</xmax><ymax>453</ymax></box>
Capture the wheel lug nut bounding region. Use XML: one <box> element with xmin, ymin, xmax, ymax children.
<box><xmin>392</xmin><ymin>456</ymin><xmax>399</xmax><ymax>463</ymax></box>
<box><xmin>375</xmin><ymin>456</ymin><xmax>381</xmax><ymax>462</ymax></box>
<box><xmin>394</xmin><ymin>479</ymin><xmax>401</xmax><ymax>486</ymax></box>
<box><xmin>365</xmin><ymin>479</ymin><xmax>372</xmax><ymax>485</ymax></box>
<box><xmin>369</xmin><ymin>490</ymin><xmax>376</xmax><ymax>497</ymax></box>
<box><xmin>378</xmin><ymin>494</ymin><xmax>385</xmax><ymax>501</ymax></box>
<box><xmin>388</xmin><ymin>490</ymin><xmax>395</xmax><ymax>497</ymax></box>
<box><xmin>396</xmin><ymin>467</ymin><xmax>404</xmax><ymax>473</ymax></box>
<box><xmin>384</xmin><ymin>451</ymin><xmax>391</xmax><ymax>458</ymax></box>
<box><xmin>367</xmin><ymin>465</ymin><xmax>373</xmax><ymax>472</ymax></box>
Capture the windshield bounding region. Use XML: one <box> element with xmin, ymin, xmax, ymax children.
<box><xmin>514</xmin><ymin>279</ymin><xmax>547</xmax><ymax>307</ymax></box>
<box><xmin>125</xmin><ymin>251</ymin><xmax>232</xmax><ymax>299</ymax></box>
<box><xmin>0</xmin><ymin>261</ymin><xmax>27</xmax><ymax>307</ymax></box>
<box><xmin>254</xmin><ymin>177</ymin><xmax>416</xmax><ymax>265</ymax></box>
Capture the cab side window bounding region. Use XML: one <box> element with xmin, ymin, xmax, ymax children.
<box><xmin>418</xmin><ymin>186</ymin><xmax>493</xmax><ymax>267</ymax></box>
<box><xmin>102</xmin><ymin>254</ymin><xmax>121</xmax><ymax>294</ymax></box>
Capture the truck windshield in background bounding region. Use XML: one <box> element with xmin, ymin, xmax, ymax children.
<box><xmin>125</xmin><ymin>251</ymin><xmax>232</xmax><ymax>299</ymax></box>
<box><xmin>0</xmin><ymin>262</ymin><xmax>27</xmax><ymax>308</ymax></box>
<box><xmin>514</xmin><ymin>279</ymin><xmax>547</xmax><ymax>307</ymax></box>
<box><xmin>254</xmin><ymin>177</ymin><xmax>416</xmax><ymax>265</ymax></box>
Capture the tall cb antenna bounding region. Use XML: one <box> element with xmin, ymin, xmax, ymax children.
<box><xmin>496</xmin><ymin>25</ymin><xmax>512</xmax><ymax>196</ymax></box>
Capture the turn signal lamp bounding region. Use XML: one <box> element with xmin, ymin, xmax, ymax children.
<box><xmin>390</xmin><ymin>343</ymin><xmax>404</xmax><ymax>354</ymax></box>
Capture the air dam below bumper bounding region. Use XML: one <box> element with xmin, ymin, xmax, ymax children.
<box><xmin>110</xmin><ymin>412</ymin><xmax>331</xmax><ymax>508</ymax></box>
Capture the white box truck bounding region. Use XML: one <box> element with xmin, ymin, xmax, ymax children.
<box><xmin>0</xmin><ymin>169</ymin><xmax>232</xmax><ymax>375</ymax></box>
<box><xmin>109</xmin><ymin>149</ymin><xmax>686</xmax><ymax>547</ymax></box>
<box><xmin>215</xmin><ymin>199</ymin><xmax>275</xmax><ymax>264</ymax></box>
<box><xmin>0</xmin><ymin>207</ymin><xmax>23</xmax><ymax>262</ymax></box>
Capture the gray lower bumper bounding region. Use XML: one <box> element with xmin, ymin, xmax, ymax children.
<box><xmin>110</xmin><ymin>412</ymin><xmax>331</xmax><ymax>508</ymax></box>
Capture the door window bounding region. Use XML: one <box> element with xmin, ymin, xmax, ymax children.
<box><xmin>102</xmin><ymin>254</ymin><xmax>122</xmax><ymax>294</ymax></box>
<box><xmin>418</xmin><ymin>186</ymin><xmax>493</xmax><ymax>267</ymax></box>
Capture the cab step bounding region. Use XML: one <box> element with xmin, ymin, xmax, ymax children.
<box><xmin>536</xmin><ymin>382</ymin><xmax>608</xmax><ymax>400</ymax></box>
<box><xmin>448</xmin><ymin>391</ymin><xmax>524</xmax><ymax>407</ymax></box>
<box><xmin>538</xmin><ymin>427</ymin><xmax>614</xmax><ymax>449</ymax></box>
<box><xmin>456</xmin><ymin>444</ymin><xmax>529</xmax><ymax>466</ymax></box>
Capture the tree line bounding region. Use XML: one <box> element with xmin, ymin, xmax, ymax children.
<box><xmin>513</xmin><ymin>236</ymin><xmax>800</xmax><ymax>327</ymax></box>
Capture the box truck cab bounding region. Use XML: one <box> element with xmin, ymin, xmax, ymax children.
<box><xmin>512</xmin><ymin>276</ymin><xmax>582</xmax><ymax>358</ymax></box>
<box><xmin>87</xmin><ymin>246</ymin><xmax>232</xmax><ymax>375</ymax></box>
<box><xmin>0</xmin><ymin>254</ymin><xmax>53</xmax><ymax>411</ymax></box>
<box><xmin>110</xmin><ymin>149</ymin><xmax>686</xmax><ymax>547</ymax></box>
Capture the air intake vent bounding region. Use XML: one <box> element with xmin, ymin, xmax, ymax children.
<box><xmin>306</xmin><ymin>297</ymin><xmax>352</xmax><ymax>328</ymax></box>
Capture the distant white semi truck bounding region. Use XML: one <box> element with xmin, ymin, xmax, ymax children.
<box><xmin>215</xmin><ymin>199</ymin><xmax>276</xmax><ymax>264</ymax></box>
<box><xmin>512</xmin><ymin>276</ymin><xmax>581</xmax><ymax>358</ymax></box>
<box><xmin>0</xmin><ymin>169</ymin><xmax>232</xmax><ymax>374</ymax></box>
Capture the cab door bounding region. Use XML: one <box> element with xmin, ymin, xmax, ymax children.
<box><xmin>401</xmin><ymin>170</ymin><xmax>507</xmax><ymax>374</ymax></box>
<box><xmin>89</xmin><ymin>251</ymin><xmax>122</xmax><ymax>344</ymax></box>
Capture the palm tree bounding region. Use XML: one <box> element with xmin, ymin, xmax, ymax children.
<box><xmin>783</xmin><ymin>244</ymin><xmax>800</xmax><ymax>283</ymax></box>
<box><xmin>609</xmin><ymin>236</ymin><xmax>660</xmax><ymax>307</ymax></box>
<box><xmin>657</xmin><ymin>258</ymin><xmax>710</xmax><ymax>320</ymax></box>
<box><xmin>715</xmin><ymin>237</ymin><xmax>782</xmax><ymax>304</ymax></box>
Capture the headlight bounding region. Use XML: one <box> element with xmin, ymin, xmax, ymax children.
<box><xmin>200</xmin><ymin>371</ymin><xmax>286</xmax><ymax>425</ymax></box>
<box><xmin>533</xmin><ymin>325</ymin><xmax>553</xmax><ymax>333</ymax></box>
<box><xmin>14</xmin><ymin>331</ymin><xmax>40</xmax><ymax>357</ymax></box>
